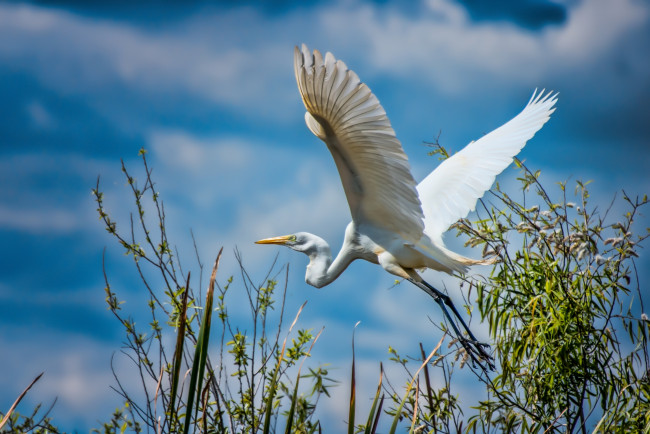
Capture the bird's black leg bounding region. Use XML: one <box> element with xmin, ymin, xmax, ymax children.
<box><xmin>408</xmin><ymin>278</ymin><xmax>494</xmax><ymax>371</ymax></box>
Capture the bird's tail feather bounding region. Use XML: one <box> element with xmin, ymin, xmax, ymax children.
<box><xmin>411</xmin><ymin>238</ymin><xmax>496</xmax><ymax>275</ymax></box>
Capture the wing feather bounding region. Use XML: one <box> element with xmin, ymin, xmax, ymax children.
<box><xmin>295</xmin><ymin>44</ymin><xmax>424</xmax><ymax>241</ymax></box>
<box><xmin>417</xmin><ymin>89</ymin><xmax>558</xmax><ymax>244</ymax></box>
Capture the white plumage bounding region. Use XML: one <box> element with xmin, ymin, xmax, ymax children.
<box><xmin>294</xmin><ymin>45</ymin><xmax>425</xmax><ymax>244</ymax></box>
<box><xmin>418</xmin><ymin>90</ymin><xmax>557</xmax><ymax>246</ymax></box>
<box><xmin>257</xmin><ymin>45</ymin><xmax>557</xmax><ymax>367</ymax></box>
<box><xmin>259</xmin><ymin>44</ymin><xmax>557</xmax><ymax>284</ymax></box>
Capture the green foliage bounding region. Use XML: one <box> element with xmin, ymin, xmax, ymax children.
<box><xmin>361</xmin><ymin>147</ymin><xmax>649</xmax><ymax>433</ymax></box>
<box><xmin>379</xmin><ymin>340</ymin><xmax>463</xmax><ymax>433</ymax></box>
<box><xmin>0</xmin><ymin>373</ymin><xmax>60</xmax><ymax>434</ymax></box>
<box><xmin>92</xmin><ymin>406</ymin><xmax>141</xmax><ymax>434</ymax></box>
<box><xmin>92</xmin><ymin>150</ymin><xmax>334</xmax><ymax>433</ymax></box>
<box><xmin>0</xmin><ymin>402</ymin><xmax>59</xmax><ymax>434</ymax></box>
<box><xmin>10</xmin><ymin>146</ymin><xmax>647</xmax><ymax>434</ymax></box>
<box><xmin>458</xmin><ymin>165</ymin><xmax>650</xmax><ymax>432</ymax></box>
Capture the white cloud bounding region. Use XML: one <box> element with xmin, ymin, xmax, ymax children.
<box><xmin>151</xmin><ymin>130</ymin><xmax>253</xmax><ymax>172</ymax></box>
<box><xmin>2</xmin><ymin>0</ymin><xmax>647</xmax><ymax>134</ymax></box>
<box><xmin>552</xmin><ymin>0</ymin><xmax>646</xmax><ymax>62</ymax></box>
<box><xmin>0</xmin><ymin>3</ymin><xmax>299</xmax><ymax>123</ymax></box>
<box><xmin>0</xmin><ymin>205</ymin><xmax>78</xmax><ymax>233</ymax></box>
<box><xmin>147</xmin><ymin>128</ymin><xmax>348</xmax><ymax>234</ymax></box>
<box><xmin>317</xmin><ymin>0</ymin><xmax>649</xmax><ymax>94</ymax></box>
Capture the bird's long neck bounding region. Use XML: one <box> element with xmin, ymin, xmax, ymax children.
<box><xmin>305</xmin><ymin>242</ymin><xmax>356</xmax><ymax>288</ymax></box>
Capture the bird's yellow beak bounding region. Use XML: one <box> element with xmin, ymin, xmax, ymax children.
<box><xmin>255</xmin><ymin>235</ymin><xmax>293</xmax><ymax>245</ymax></box>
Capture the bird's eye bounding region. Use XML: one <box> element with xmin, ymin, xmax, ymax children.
<box><xmin>288</xmin><ymin>235</ymin><xmax>297</xmax><ymax>242</ymax></box>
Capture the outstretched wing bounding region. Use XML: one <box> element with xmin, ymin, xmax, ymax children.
<box><xmin>294</xmin><ymin>44</ymin><xmax>424</xmax><ymax>242</ymax></box>
<box><xmin>418</xmin><ymin>90</ymin><xmax>558</xmax><ymax>244</ymax></box>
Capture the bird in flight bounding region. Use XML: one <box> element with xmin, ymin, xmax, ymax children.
<box><xmin>257</xmin><ymin>44</ymin><xmax>557</xmax><ymax>368</ymax></box>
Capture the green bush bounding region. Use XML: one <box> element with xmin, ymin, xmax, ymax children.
<box><xmin>91</xmin><ymin>150</ymin><xmax>333</xmax><ymax>433</ymax></box>
<box><xmin>378</xmin><ymin>156</ymin><xmax>650</xmax><ymax>433</ymax></box>
<box><xmin>4</xmin><ymin>148</ymin><xmax>648</xmax><ymax>434</ymax></box>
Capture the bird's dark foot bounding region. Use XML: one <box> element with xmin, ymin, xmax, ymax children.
<box><xmin>454</xmin><ymin>336</ymin><xmax>494</xmax><ymax>371</ymax></box>
<box><xmin>408</xmin><ymin>278</ymin><xmax>495</xmax><ymax>371</ymax></box>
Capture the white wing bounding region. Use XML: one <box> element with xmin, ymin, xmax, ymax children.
<box><xmin>418</xmin><ymin>90</ymin><xmax>558</xmax><ymax>244</ymax></box>
<box><xmin>295</xmin><ymin>44</ymin><xmax>424</xmax><ymax>242</ymax></box>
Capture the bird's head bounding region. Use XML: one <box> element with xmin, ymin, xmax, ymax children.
<box><xmin>255</xmin><ymin>232</ymin><xmax>329</xmax><ymax>257</ymax></box>
<box><xmin>256</xmin><ymin>232</ymin><xmax>334</xmax><ymax>288</ymax></box>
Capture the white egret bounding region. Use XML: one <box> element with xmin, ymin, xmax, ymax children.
<box><xmin>257</xmin><ymin>45</ymin><xmax>557</xmax><ymax>368</ymax></box>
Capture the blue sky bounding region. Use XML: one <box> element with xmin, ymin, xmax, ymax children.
<box><xmin>1</xmin><ymin>0</ymin><xmax>649</xmax><ymax>431</ymax></box>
